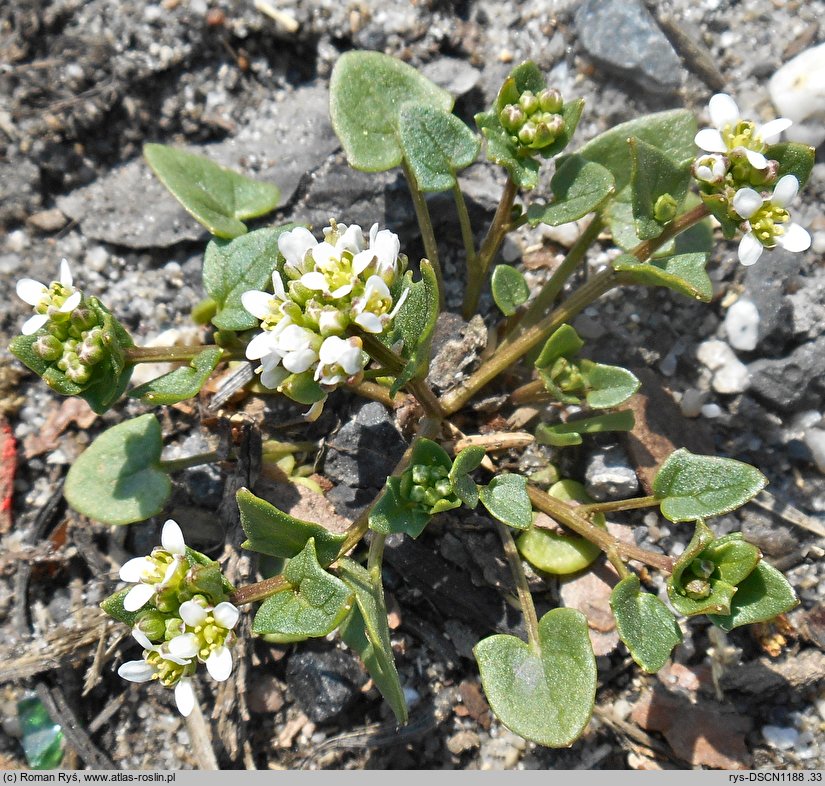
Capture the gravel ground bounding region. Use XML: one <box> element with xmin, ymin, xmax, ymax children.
<box><xmin>1</xmin><ymin>0</ymin><xmax>824</xmax><ymax>771</ymax></box>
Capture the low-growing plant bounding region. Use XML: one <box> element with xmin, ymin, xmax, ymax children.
<box><xmin>11</xmin><ymin>53</ymin><xmax>808</xmax><ymax>747</ymax></box>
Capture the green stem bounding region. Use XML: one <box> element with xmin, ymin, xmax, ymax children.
<box><xmin>357</xmin><ymin>332</ymin><xmax>405</xmax><ymax>375</ymax></box>
<box><xmin>630</xmin><ymin>203</ymin><xmax>710</xmax><ymax>262</ymax></box>
<box><xmin>402</xmin><ymin>158</ymin><xmax>445</xmax><ymax>310</ymax></box>
<box><xmin>368</xmin><ymin>532</ymin><xmax>386</xmax><ymax>583</ymax></box>
<box><xmin>494</xmin><ymin>520</ymin><xmax>541</xmax><ymax>653</ymax></box>
<box><xmin>462</xmin><ymin>176</ymin><xmax>518</xmax><ymax>320</ymax></box>
<box><xmin>230</xmin><ymin>574</ymin><xmax>290</xmax><ymax>606</ymax></box>
<box><xmin>606</xmin><ymin>547</ymin><xmax>631</xmax><ymax>580</ymax></box>
<box><xmin>509</xmin><ymin>378</ymin><xmax>549</xmax><ymax>405</ymax></box>
<box><xmin>453</xmin><ymin>181</ymin><xmax>479</xmax><ymax>281</ymax></box>
<box><xmin>125</xmin><ymin>345</ymin><xmax>233</xmax><ymax>364</ymax></box>
<box><xmin>527</xmin><ymin>485</ymin><xmax>674</xmax><ymax>573</ymax></box>
<box><xmin>158</xmin><ymin>450</ymin><xmax>221</xmax><ymax>473</ymax></box>
<box><xmin>576</xmin><ymin>495</ymin><xmax>659</xmax><ymax>515</ymax></box>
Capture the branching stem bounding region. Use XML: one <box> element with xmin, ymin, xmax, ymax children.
<box><xmin>494</xmin><ymin>520</ymin><xmax>541</xmax><ymax>653</ymax></box>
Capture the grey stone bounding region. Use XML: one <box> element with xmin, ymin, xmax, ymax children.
<box><xmin>0</xmin><ymin>157</ymin><xmax>41</xmax><ymax>225</ymax></box>
<box><xmin>789</xmin><ymin>276</ymin><xmax>825</xmax><ymax>340</ymax></box>
<box><xmin>742</xmin><ymin>249</ymin><xmax>799</xmax><ymax>346</ymax></box>
<box><xmin>421</xmin><ymin>57</ymin><xmax>481</xmax><ymax>98</ymax></box>
<box><xmin>427</xmin><ymin>313</ymin><xmax>487</xmax><ymax>393</ymax></box>
<box><xmin>761</xmin><ymin>725</ymin><xmax>801</xmax><ymax>751</ymax></box>
<box><xmin>803</xmin><ymin>428</ymin><xmax>825</xmax><ymax>474</ymax></box>
<box><xmin>748</xmin><ymin>336</ymin><xmax>825</xmax><ymax>412</ymax></box>
<box><xmin>575</xmin><ymin>0</ymin><xmax>683</xmax><ymax>94</ymax></box>
<box><xmin>285</xmin><ymin>648</ymin><xmax>367</xmax><ymax>723</ymax></box>
<box><xmin>58</xmin><ymin>86</ymin><xmax>337</xmax><ymax>248</ymax></box>
<box><xmin>585</xmin><ymin>446</ymin><xmax>639</xmax><ymax>501</ymax></box>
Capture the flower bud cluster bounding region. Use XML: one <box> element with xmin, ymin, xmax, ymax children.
<box><xmin>692</xmin><ymin>94</ymin><xmax>810</xmax><ymax>266</ymax></box>
<box><xmin>399</xmin><ymin>463</ymin><xmax>459</xmax><ymax>515</ymax></box>
<box><xmin>115</xmin><ymin>520</ymin><xmax>239</xmax><ymax>717</ymax></box>
<box><xmin>499</xmin><ymin>87</ymin><xmax>566</xmax><ymax>153</ymax></box>
<box><xmin>242</xmin><ymin>221</ymin><xmax>408</xmax><ymax>412</ymax></box>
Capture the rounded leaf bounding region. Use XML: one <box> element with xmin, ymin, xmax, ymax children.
<box><xmin>491</xmin><ymin>265</ymin><xmax>530</xmax><ymax>316</ymax></box>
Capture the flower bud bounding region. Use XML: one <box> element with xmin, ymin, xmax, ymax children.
<box><xmin>689</xmin><ymin>558</ymin><xmax>716</xmax><ymax>581</ymax></box>
<box><xmin>518</xmin><ymin>122</ymin><xmax>537</xmax><ymax>146</ymax></box>
<box><xmin>538</xmin><ymin>88</ymin><xmax>563</xmax><ymax>114</ymax></box>
<box><xmin>33</xmin><ymin>334</ymin><xmax>63</xmax><ymax>361</ymax></box>
<box><xmin>409</xmin><ymin>485</ymin><xmax>427</xmax><ymax>504</ymax></box>
<box><xmin>423</xmin><ymin>488</ymin><xmax>441</xmax><ymax>507</ymax></box>
<box><xmin>70</xmin><ymin>307</ymin><xmax>98</xmax><ymax>333</ymax></box>
<box><xmin>518</xmin><ymin>90</ymin><xmax>539</xmax><ymax>115</ymax></box>
<box><xmin>411</xmin><ymin>465</ymin><xmax>430</xmax><ymax>485</ymax></box>
<box><xmin>749</xmin><ymin>159</ymin><xmax>779</xmax><ymax>187</ymax></box>
<box><xmin>653</xmin><ymin>193</ymin><xmax>678</xmax><ymax>224</ymax></box>
<box><xmin>500</xmin><ymin>104</ymin><xmax>525</xmax><ymax>132</ymax></box>
<box><xmin>434</xmin><ymin>479</ymin><xmax>452</xmax><ymax>497</ymax></box>
<box><xmin>136</xmin><ymin>612</ymin><xmax>168</xmax><ymax>642</ymax></box>
<box><xmin>684</xmin><ymin>579</ymin><xmax>712</xmax><ymax>600</ymax></box>
<box><xmin>64</xmin><ymin>361</ymin><xmax>91</xmax><ymax>385</ymax></box>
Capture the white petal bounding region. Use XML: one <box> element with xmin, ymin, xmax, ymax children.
<box><xmin>175</xmin><ymin>679</ymin><xmax>196</xmax><ymax>717</ymax></box>
<box><xmin>283</xmin><ymin>348</ymin><xmax>318</xmax><ymax>374</ymax></box>
<box><xmin>161</xmin><ymin>519</ymin><xmax>186</xmax><ymax>554</ymax></box>
<box><xmin>709</xmin><ymin>93</ymin><xmax>740</xmax><ymax>129</ymax></box>
<box><xmin>771</xmin><ymin>174</ymin><xmax>799</xmax><ymax>207</ymax></box>
<box><xmin>364</xmin><ymin>275</ymin><xmax>391</xmax><ymax>300</ymax></box>
<box><xmin>352</xmin><ymin>250</ymin><xmax>375</xmax><ymax>276</ymax></box>
<box><xmin>59</xmin><ymin>291</ymin><xmax>81</xmax><ymax>313</ymax></box>
<box><xmin>118</xmin><ymin>660</ymin><xmax>156</xmax><ymax>683</ymax></box>
<box><xmin>168</xmin><ymin>633</ymin><xmax>200</xmax><ymax>660</ymax></box>
<box><xmin>372</xmin><ymin>229</ymin><xmax>400</xmax><ymax>267</ymax></box>
<box><xmin>59</xmin><ymin>259</ymin><xmax>73</xmax><ymax>287</ymax></box>
<box><xmin>206</xmin><ymin>646</ymin><xmax>233</xmax><ymax>682</ymax></box>
<box><xmin>354</xmin><ymin>312</ymin><xmax>383</xmax><ymax>333</ymax></box>
<box><xmin>21</xmin><ymin>314</ymin><xmax>49</xmax><ymax>335</ymax></box>
<box><xmin>738</xmin><ymin>232</ymin><xmax>764</xmax><ymax>266</ymax></box>
<box><xmin>757</xmin><ymin>117</ymin><xmax>792</xmax><ymax>144</ymax></box>
<box><xmin>777</xmin><ymin>223</ymin><xmax>811</xmax><ymax>253</ymax></box>
<box><xmin>123</xmin><ymin>582</ymin><xmax>155</xmax><ymax>612</ymax></box>
<box><xmin>338</xmin><ymin>223</ymin><xmax>365</xmax><ymax>254</ymax></box>
<box><xmin>278</xmin><ymin>227</ymin><xmax>317</xmax><ymax>266</ymax></box>
<box><xmin>694</xmin><ymin>128</ymin><xmax>727</xmax><ymax>153</ymax></box>
<box><xmin>241</xmin><ymin>290</ymin><xmax>273</xmax><ymax>320</ymax></box>
<box><xmin>16</xmin><ymin>278</ymin><xmax>47</xmax><ymax>306</ymax></box>
<box><xmin>311</xmin><ymin>242</ymin><xmax>338</xmax><ymax>270</ymax></box>
<box><xmin>246</xmin><ymin>330</ymin><xmax>279</xmax><ymax>361</ymax></box>
<box><xmin>213</xmin><ymin>602</ymin><xmax>240</xmax><ymax>630</ymax></box>
<box><xmin>301</xmin><ymin>271</ymin><xmax>328</xmax><ymax>291</ymax></box>
<box><xmin>271</xmin><ymin>271</ymin><xmax>286</xmax><ymax>299</ymax></box>
<box><xmin>744</xmin><ymin>148</ymin><xmax>768</xmax><ymax>169</ymax></box>
<box><xmin>179</xmin><ymin>600</ymin><xmax>208</xmax><ymax>628</ymax></box>
<box><xmin>278</xmin><ymin>324</ymin><xmax>312</xmax><ymax>352</ymax></box>
<box><xmin>260</xmin><ymin>365</ymin><xmax>289</xmax><ymax>389</ymax></box>
<box><xmin>388</xmin><ymin>287</ymin><xmax>410</xmax><ymax>319</ymax></box>
<box><xmin>132</xmin><ymin>628</ymin><xmax>156</xmax><ymax>651</ymax></box>
<box><xmin>732</xmin><ymin>188</ymin><xmax>763</xmax><ymax>219</ymax></box>
<box><xmin>119</xmin><ymin>556</ymin><xmax>151</xmax><ymax>582</ymax></box>
<box><xmin>338</xmin><ymin>345</ymin><xmax>364</xmax><ymax>375</ymax></box>
<box><xmin>319</xmin><ymin>336</ymin><xmax>347</xmax><ymax>365</ymax></box>
<box><xmin>329</xmin><ymin>283</ymin><xmax>353</xmax><ymax>299</ymax></box>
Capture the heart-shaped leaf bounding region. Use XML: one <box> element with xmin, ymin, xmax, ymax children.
<box><xmin>653</xmin><ymin>449</ymin><xmax>768</xmax><ymax>522</ymax></box>
<box><xmin>397</xmin><ymin>104</ymin><xmax>479</xmax><ymax>192</ymax></box>
<box><xmin>491</xmin><ymin>265</ymin><xmax>530</xmax><ymax>316</ymax></box>
<box><xmin>630</xmin><ymin>137</ymin><xmax>692</xmax><ymax>241</ymax></box>
<box><xmin>237</xmin><ymin>488</ymin><xmax>346</xmax><ymax>567</ymax></box>
<box><xmin>579</xmin><ymin>360</ymin><xmax>640</xmax><ymax>409</ymax></box>
<box><xmin>144</xmin><ymin>143</ymin><xmax>280</xmax><ymax>239</ymax></box>
<box><xmin>767</xmin><ymin>142</ymin><xmax>815</xmax><ymax>188</ymax></box>
<box><xmin>449</xmin><ymin>445</ymin><xmax>486</xmax><ymax>509</ymax></box>
<box><xmin>203</xmin><ymin>225</ymin><xmax>296</xmax><ymax>331</ymax></box>
<box><xmin>517</xmin><ymin>479</ymin><xmax>605</xmax><ymax>575</ymax></box>
<box><xmin>330</xmin><ymin>51</ymin><xmax>453</xmax><ymax>172</ymax></box>
<box><xmin>707</xmin><ymin>562</ymin><xmax>799</xmax><ymax>631</ymax></box>
<box><xmin>338</xmin><ymin>557</ymin><xmax>408</xmax><ymax>724</ymax></box>
<box><xmin>474</xmin><ymin>608</ymin><xmax>597</xmax><ymax>747</ymax></box>
<box><xmin>478</xmin><ymin>473</ymin><xmax>532</xmax><ymax>529</ymax></box>
<box><xmin>610</xmin><ymin>575</ymin><xmax>683</xmax><ymax>673</ymax></box>
<box><xmin>252</xmin><ymin>539</ymin><xmax>354</xmax><ymax>641</ymax></box>
<box><xmin>535</xmin><ymin>410</ymin><xmax>635</xmax><ymax>447</ymax></box>
<box><xmin>612</xmin><ymin>252</ymin><xmax>713</xmax><ymax>303</ymax></box>
<box><xmin>129</xmin><ymin>348</ymin><xmax>222</xmax><ymax>405</ymax></box>
<box><xmin>368</xmin><ymin>476</ymin><xmax>432</xmax><ymax>538</ymax></box>
<box><xmin>526</xmin><ymin>155</ymin><xmax>614</xmax><ymax>227</ymax></box>
<box><xmin>64</xmin><ymin>414</ymin><xmax>171</xmax><ymax>525</ymax></box>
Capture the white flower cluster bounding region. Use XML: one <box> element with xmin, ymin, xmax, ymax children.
<box><xmin>116</xmin><ymin>520</ymin><xmax>240</xmax><ymax>717</ymax></box>
<box><xmin>241</xmin><ymin>221</ymin><xmax>407</xmax><ymax>411</ymax></box>
<box><xmin>16</xmin><ymin>259</ymin><xmax>81</xmax><ymax>335</ymax></box>
<box><xmin>693</xmin><ymin>93</ymin><xmax>811</xmax><ymax>266</ymax></box>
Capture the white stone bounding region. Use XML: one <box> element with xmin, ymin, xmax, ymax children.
<box><xmin>804</xmin><ymin>428</ymin><xmax>825</xmax><ymax>474</ymax></box>
<box><xmin>701</xmin><ymin>403</ymin><xmax>723</xmax><ymax>418</ymax></box>
<box><xmin>541</xmin><ymin>220</ymin><xmax>581</xmax><ymax>248</ymax></box>
<box><xmin>85</xmin><ymin>245</ymin><xmax>109</xmax><ymax>272</ymax></box>
<box><xmin>696</xmin><ymin>340</ymin><xmax>749</xmax><ymax>394</ymax></box>
<box><xmin>769</xmin><ymin>43</ymin><xmax>825</xmax><ymax>147</ymax></box>
<box><xmin>680</xmin><ymin>388</ymin><xmax>706</xmax><ymax>418</ymax></box>
<box><xmin>761</xmin><ymin>725</ymin><xmax>800</xmax><ymax>750</ymax></box>
<box><xmin>812</xmin><ymin>231</ymin><xmax>825</xmax><ymax>255</ymax></box>
<box><xmin>6</xmin><ymin>229</ymin><xmax>27</xmax><ymax>253</ymax></box>
<box><xmin>725</xmin><ymin>297</ymin><xmax>760</xmax><ymax>351</ymax></box>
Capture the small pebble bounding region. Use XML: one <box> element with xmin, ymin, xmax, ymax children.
<box><xmin>725</xmin><ymin>298</ymin><xmax>759</xmax><ymax>351</ymax></box>
<box><xmin>761</xmin><ymin>724</ymin><xmax>800</xmax><ymax>750</ymax></box>
<box><xmin>701</xmin><ymin>403</ymin><xmax>723</xmax><ymax>418</ymax></box>
<box><xmin>6</xmin><ymin>229</ymin><xmax>27</xmax><ymax>252</ymax></box>
<box><xmin>696</xmin><ymin>340</ymin><xmax>749</xmax><ymax>394</ymax></box>
<box><xmin>803</xmin><ymin>428</ymin><xmax>825</xmax><ymax>473</ymax></box>
<box><xmin>680</xmin><ymin>388</ymin><xmax>706</xmax><ymax>418</ymax></box>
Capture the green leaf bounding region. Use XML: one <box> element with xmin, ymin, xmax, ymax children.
<box><xmin>449</xmin><ymin>445</ymin><xmax>485</xmax><ymax>509</ymax></box>
<box><xmin>397</xmin><ymin>104</ymin><xmax>479</xmax><ymax>192</ymax></box>
<box><xmin>707</xmin><ymin>562</ymin><xmax>799</xmax><ymax>631</ymax></box>
<box><xmin>100</xmin><ymin>588</ymin><xmax>143</xmax><ymax>627</ymax></box>
<box><xmin>535</xmin><ymin>324</ymin><xmax>584</xmax><ymax>368</ymax></box>
<box><xmin>629</xmin><ymin>137</ymin><xmax>691</xmax><ymax>240</ymax></box>
<box><xmin>536</xmin><ymin>410</ymin><xmax>635</xmax><ymax>447</ymax></box>
<box><xmin>478</xmin><ymin>474</ymin><xmax>532</xmax><ymax>530</ymax></box>
<box><xmin>653</xmin><ymin>448</ymin><xmax>768</xmax><ymax>523</ymax></box>
<box><xmin>474</xmin><ymin>608</ymin><xmax>596</xmax><ymax>747</ymax></box>
<box><xmin>409</xmin><ymin>437</ymin><xmax>453</xmax><ymax>471</ymax></box>
<box><xmin>330</xmin><ymin>51</ymin><xmax>453</xmax><ymax>172</ymax></box>
<box><xmin>252</xmin><ymin>539</ymin><xmax>354</xmax><ymax>641</ymax></box>
<box><xmin>579</xmin><ymin>360</ymin><xmax>640</xmax><ymax>409</ymax></box>
<box><xmin>612</xmin><ymin>252</ymin><xmax>713</xmax><ymax>303</ymax></box>
<box><xmin>380</xmin><ymin>260</ymin><xmax>440</xmax><ymax>395</ymax></box>
<box><xmin>368</xmin><ymin>477</ymin><xmax>432</xmax><ymax>539</ymax></box>
<box><xmin>128</xmin><ymin>348</ymin><xmax>222</xmax><ymax>405</ymax></box>
<box><xmin>203</xmin><ymin>225</ymin><xmax>295</xmax><ymax>332</ymax></box>
<box><xmin>143</xmin><ymin>143</ymin><xmax>280</xmax><ymax>239</ymax></box>
<box><xmin>64</xmin><ymin>414</ymin><xmax>171</xmax><ymax>525</ymax></box>
<box><xmin>526</xmin><ymin>155</ymin><xmax>614</xmax><ymax>227</ymax></box>
<box><xmin>491</xmin><ymin>265</ymin><xmax>530</xmax><ymax>316</ymax></box>
<box><xmin>569</xmin><ymin>109</ymin><xmax>696</xmax><ymax>192</ymax></box>
<box><xmin>703</xmin><ymin>533</ymin><xmax>761</xmax><ymax>587</ymax></box>
<box><xmin>517</xmin><ymin>479</ymin><xmax>605</xmax><ymax>575</ymax></box>
<box><xmin>338</xmin><ymin>557</ymin><xmax>408</xmax><ymax>724</ymax></box>
<box><xmin>237</xmin><ymin>488</ymin><xmax>346</xmax><ymax>567</ymax></box>
<box><xmin>610</xmin><ymin>575</ymin><xmax>683</xmax><ymax>673</ymax></box>
<box><xmin>767</xmin><ymin>142</ymin><xmax>815</xmax><ymax>188</ymax></box>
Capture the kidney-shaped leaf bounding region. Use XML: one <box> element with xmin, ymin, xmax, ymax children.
<box><xmin>610</xmin><ymin>575</ymin><xmax>683</xmax><ymax>673</ymax></box>
<box><xmin>479</xmin><ymin>473</ymin><xmax>533</xmax><ymax>530</ymax></box>
<box><xmin>330</xmin><ymin>51</ymin><xmax>453</xmax><ymax>172</ymax></box>
<box><xmin>144</xmin><ymin>143</ymin><xmax>280</xmax><ymax>239</ymax></box>
<box><xmin>653</xmin><ymin>449</ymin><xmax>768</xmax><ymax>523</ymax></box>
<box><xmin>129</xmin><ymin>347</ymin><xmax>222</xmax><ymax>405</ymax></box>
<box><xmin>474</xmin><ymin>608</ymin><xmax>596</xmax><ymax>747</ymax></box>
<box><xmin>491</xmin><ymin>265</ymin><xmax>530</xmax><ymax>316</ymax></box>
<box><xmin>579</xmin><ymin>361</ymin><xmax>640</xmax><ymax>409</ymax></box>
<box><xmin>527</xmin><ymin>155</ymin><xmax>614</xmax><ymax>227</ymax></box>
<box><xmin>64</xmin><ymin>414</ymin><xmax>171</xmax><ymax>525</ymax></box>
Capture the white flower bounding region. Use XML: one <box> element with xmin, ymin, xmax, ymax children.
<box><xmin>119</xmin><ymin>520</ymin><xmax>187</xmax><ymax>612</ymax></box>
<box><xmin>178</xmin><ymin>599</ymin><xmax>240</xmax><ymax>682</ymax></box>
<box><xmin>731</xmin><ymin>175</ymin><xmax>811</xmax><ymax>266</ymax></box>
<box><xmin>278</xmin><ymin>226</ymin><xmax>318</xmax><ymax>276</ymax></box>
<box><xmin>352</xmin><ymin>223</ymin><xmax>402</xmax><ymax>281</ymax></box>
<box><xmin>16</xmin><ymin>258</ymin><xmax>82</xmax><ymax>335</ymax></box>
<box><xmin>315</xmin><ymin>336</ymin><xmax>364</xmax><ymax>386</ymax></box>
<box><xmin>693</xmin><ymin>153</ymin><xmax>728</xmax><ymax>185</ymax></box>
<box><xmin>352</xmin><ymin>276</ymin><xmax>409</xmax><ymax>334</ymax></box>
<box><xmin>695</xmin><ymin>93</ymin><xmax>791</xmax><ymax>170</ymax></box>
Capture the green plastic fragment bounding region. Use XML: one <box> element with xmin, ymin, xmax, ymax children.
<box><xmin>18</xmin><ymin>694</ymin><xmax>64</xmax><ymax>770</ymax></box>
